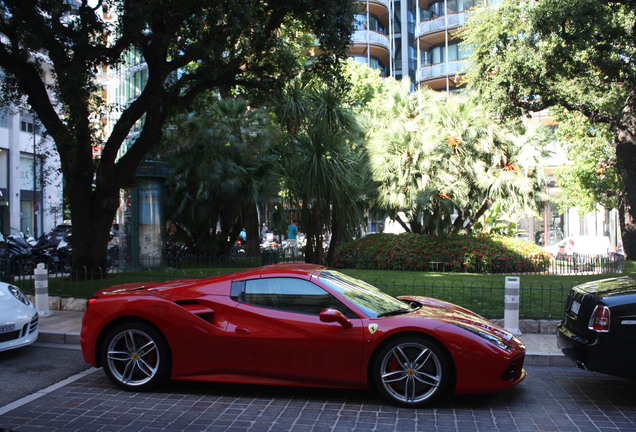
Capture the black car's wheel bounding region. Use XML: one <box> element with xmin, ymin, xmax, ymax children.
<box><xmin>373</xmin><ymin>336</ymin><xmax>451</xmax><ymax>407</ymax></box>
<box><xmin>101</xmin><ymin>322</ymin><xmax>171</xmax><ymax>391</ymax></box>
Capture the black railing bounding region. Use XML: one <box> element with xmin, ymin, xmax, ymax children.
<box><xmin>366</xmin><ymin>277</ymin><xmax>577</xmax><ymax>320</ymax></box>
<box><xmin>332</xmin><ymin>252</ymin><xmax>625</xmax><ymax>275</ymax></box>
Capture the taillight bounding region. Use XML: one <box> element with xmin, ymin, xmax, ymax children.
<box><xmin>588</xmin><ymin>305</ymin><xmax>611</xmax><ymax>332</ymax></box>
<box><xmin>87</xmin><ymin>297</ymin><xmax>98</xmax><ymax>307</ymax></box>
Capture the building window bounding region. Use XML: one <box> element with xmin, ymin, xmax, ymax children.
<box><xmin>351</xmin><ymin>55</ymin><xmax>387</xmax><ymax>75</ymax></box>
<box><xmin>354</xmin><ymin>14</ymin><xmax>387</xmax><ymax>34</ymax></box>
<box><xmin>0</xmin><ymin>109</ymin><xmax>7</xmax><ymax>129</ymax></box>
<box><xmin>424</xmin><ymin>42</ymin><xmax>472</xmax><ymax>65</ymax></box>
<box><xmin>20</xmin><ymin>121</ymin><xmax>34</xmax><ymax>133</ymax></box>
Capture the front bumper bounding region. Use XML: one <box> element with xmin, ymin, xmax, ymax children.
<box><xmin>0</xmin><ymin>312</ymin><xmax>39</xmax><ymax>352</ymax></box>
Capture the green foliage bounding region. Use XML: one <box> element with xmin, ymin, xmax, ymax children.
<box><xmin>274</xmin><ymin>77</ymin><xmax>372</xmax><ymax>264</ymax></box>
<box><xmin>339</xmin><ymin>59</ymin><xmax>389</xmax><ymax>111</ymax></box>
<box><xmin>552</xmin><ymin>111</ymin><xmax>621</xmax><ymax>213</ymax></box>
<box><xmin>472</xmin><ymin>201</ymin><xmax>520</xmax><ymax>237</ymax></box>
<box><xmin>0</xmin><ymin>0</ymin><xmax>356</xmax><ymax>271</ymax></box>
<box><xmin>462</xmin><ymin>0</ymin><xmax>636</xmax><ymax>259</ymax></box>
<box><xmin>162</xmin><ymin>95</ymin><xmax>278</xmax><ymax>256</ymax></box>
<box><xmin>333</xmin><ymin>233</ymin><xmax>551</xmax><ymax>274</ymax></box>
<box><xmin>462</xmin><ymin>0</ymin><xmax>634</xmax><ymax>121</ymax></box>
<box><xmin>365</xmin><ymin>80</ymin><xmax>550</xmax><ymax>235</ymax></box>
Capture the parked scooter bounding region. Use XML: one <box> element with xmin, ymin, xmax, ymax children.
<box><xmin>30</xmin><ymin>234</ymin><xmax>62</xmax><ymax>273</ymax></box>
<box><xmin>0</xmin><ymin>235</ymin><xmax>34</xmax><ymax>276</ymax></box>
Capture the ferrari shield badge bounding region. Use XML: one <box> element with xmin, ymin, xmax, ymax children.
<box><xmin>368</xmin><ymin>323</ymin><xmax>378</xmax><ymax>335</ymax></box>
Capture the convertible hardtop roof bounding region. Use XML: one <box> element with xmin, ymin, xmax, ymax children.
<box><xmin>232</xmin><ymin>263</ymin><xmax>327</xmax><ymax>281</ymax></box>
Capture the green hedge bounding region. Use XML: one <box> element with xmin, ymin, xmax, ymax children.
<box><xmin>333</xmin><ymin>233</ymin><xmax>551</xmax><ymax>273</ymax></box>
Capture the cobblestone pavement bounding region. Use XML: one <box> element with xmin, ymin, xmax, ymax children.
<box><xmin>1</xmin><ymin>365</ymin><xmax>635</xmax><ymax>432</ymax></box>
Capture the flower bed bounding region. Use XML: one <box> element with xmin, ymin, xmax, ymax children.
<box><xmin>333</xmin><ymin>233</ymin><xmax>551</xmax><ymax>273</ymax></box>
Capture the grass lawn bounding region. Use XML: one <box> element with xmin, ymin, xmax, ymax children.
<box><xmin>17</xmin><ymin>261</ymin><xmax>636</xmax><ymax>321</ymax></box>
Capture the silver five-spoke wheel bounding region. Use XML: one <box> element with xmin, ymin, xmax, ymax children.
<box><xmin>373</xmin><ymin>337</ymin><xmax>450</xmax><ymax>407</ymax></box>
<box><xmin>101</xmin><ymin>323</ymin><xmax>170</xmax><ymax>391</ymax></box>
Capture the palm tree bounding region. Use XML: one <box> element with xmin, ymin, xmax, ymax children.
<box><xmin>435</xmin><ymin>97</ymin><xmax>551</xmax><ymax>234</ymax></box>
<box><xmin>366</xmin><ymin>79</ymin><xmax>445</xmax><ymax>233</ymax></box>
<box><xmin>367</xmin><ymin>82</ymin><xmax>549</xmax><ymax>235</ymax></box>
<box><xmin>163</xmin><ymin>95</ymin><xmax>278</xmax><ymax>257</ymax></box>
<box><xmin>276</xmin><ymin>80</ymin><xmax>368</xmax><ymax>264</ymax></box>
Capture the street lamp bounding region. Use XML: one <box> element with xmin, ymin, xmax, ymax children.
<box><xmin>32</xmin><ymin>119</ymin><xmax>38</xmax><ymax>239</ymax></box>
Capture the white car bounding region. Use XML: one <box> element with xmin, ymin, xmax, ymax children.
<box><xmin>0</xmin><ymin>283</ymin><xmax>38</xmax><ymax>352</ymax></box>
<box><xmin>543</xmin><ymin>235</ymin><xmax>611</xmax><ymax>258</ymax></box>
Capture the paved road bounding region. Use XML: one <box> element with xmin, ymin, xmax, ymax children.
<box><xmin>0</xmin><ymin>343</ymin><xmax>89</xmax><ymax>408</ymax></box>
<box><xmin>1</xmin><ymin>364</ymin><xmax>635</xmax><ymax>432</ymax></box>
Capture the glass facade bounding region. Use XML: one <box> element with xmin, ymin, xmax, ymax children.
<box><xmin>420</xmin><ymin>0</ymin><xmax>478</xmax><ymax>20</ymax></box>
<box><xmin>421</xmin><ymin>41</ymin><xmax>472</xmax><ymax>66</ymax></box>
<box><xmin>352</xmin><ymin>0</ymin><xmax>471</xmax><ymax>89</ymax></box>
<box><xmin>351</xmin><ymin>55</ymin><xmax>387</xmax><ymax>75</ymax></box>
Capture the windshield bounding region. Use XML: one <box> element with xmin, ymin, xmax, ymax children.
<box><xmin>318</xmin><ymin>269</ymin><xmax>414</xmax><ymax>318</ymax></box>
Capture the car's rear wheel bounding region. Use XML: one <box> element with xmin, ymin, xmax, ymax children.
<box><xmin>373</xmin><ymin>336</ymin><xmax>451</xmax><ymax>407</ymax></box>
<box><xmin>101</xmin><ymin>322</ymin><xmax>170</xmax><ymax>391</ymax></box>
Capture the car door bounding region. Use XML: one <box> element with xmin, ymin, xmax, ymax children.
<box><xmin>226</xmin><ymin>277</ymin><xmax>365</xmax><ymax>387</ymax></box>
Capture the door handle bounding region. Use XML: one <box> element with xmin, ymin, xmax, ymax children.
<box><xmin>235</xmin><ymin>327</ymin><xmax>250</xmax><ymax>334</ymax></box>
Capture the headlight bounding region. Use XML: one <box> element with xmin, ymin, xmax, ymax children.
<box><xmin>9</xmin><ymin>285</ymin><xmax>31</xmax><ymax>306</ymax></box>
<box><xmin>453</xmin><ymin>323</ymin><xmax>512</xmax><ymax>351</ymax></box>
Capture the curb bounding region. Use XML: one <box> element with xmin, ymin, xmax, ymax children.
<box><xmin>38</xmin><ymin>330</ymin><xmax>81</xmax><ymax>345</ymax></box>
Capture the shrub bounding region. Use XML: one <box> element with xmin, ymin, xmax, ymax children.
<box><xmin>332</xmin><ymin>233</ymin><xmax>551</xmax><ymax>273</ymax></box>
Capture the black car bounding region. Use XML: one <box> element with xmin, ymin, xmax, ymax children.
<box><xmin>48</xmin><ymin>224</ymin><xmax>72</xmax><ymax>247</ymax></box>
<box><xmin>557</xmin><ymin>276</ymin><xmax>636</xmax><ymax>380</ymax></box>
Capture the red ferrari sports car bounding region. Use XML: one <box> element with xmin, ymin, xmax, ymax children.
<box><xmin>80</xmin><ymin>263</ymin><xmax>526</xmax><ymax>407</ymax></box>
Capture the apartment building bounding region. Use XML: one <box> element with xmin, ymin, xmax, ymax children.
<box><xmin>350</xmin><ymin>0</ymin><xmax>476</xmax><ymax>90</ymax></box>
<box><xmin>0</xmin><ymin>108</ymin><xmax>63</xmax><ymax>239</ymax></box>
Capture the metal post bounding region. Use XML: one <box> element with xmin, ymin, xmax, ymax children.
<box><xmin>34</xmin><ymin>263</ymin><xmax>52</xmax><ymax>317</ymax></box>
<box><xmin>33</xmin><ymin>121</ymin><xmax>38</xmax><ymax>238</ymax></box>
<box><xmin>504</xmin><ymin>276</ymin><xmax>521</xmax><ymax>335</ymax></box>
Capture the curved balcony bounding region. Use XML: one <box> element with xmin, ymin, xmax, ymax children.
<box><xmin>416</xmin><ymin>59</ymin><xmax>469</xmax><ymax>90</ymax></box>
<box><xmin>349</xmin><ymin>30</ymin><xmax>391</xmax><ymax>67</ymax></box>
<box><xmin>356</xmin><ymin>0</ymin><xmax>391</xmax><ymax>29</ymax></box>
<box><xmin>358</xmin><ymin>0</ymin><xmax>390</xmax><ymax>12</ymax></box>
<box><xmin>416</xmin><ymin>11</ymin><xmax>470</xmax><ymax>49</ymax></box>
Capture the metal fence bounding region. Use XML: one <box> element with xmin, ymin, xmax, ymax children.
<box><xmin>363</xmin><ymin>276</ymin><xmax>578</xmax><ymax>320</ymax></box>
<box><xmin>331</xmin><ymin>251</ymin><xmax>625</xmax><ymax>275</ymax></box>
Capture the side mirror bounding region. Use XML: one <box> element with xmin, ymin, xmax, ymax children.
<box><xmin>319</xmin><ymin>308</ymin><xmax>352</xmax><ymax>329</ymax></box>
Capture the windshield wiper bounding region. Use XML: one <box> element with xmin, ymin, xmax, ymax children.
<box><xmin>377</xmin><ymin>308</ymin><xmax>411</xmax><ymax>318</ymax></box>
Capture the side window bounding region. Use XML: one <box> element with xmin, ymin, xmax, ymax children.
<box><xmin>243</xmin><ymin>278</ymin><xmax>357</xmax><ymax>318</ymax></box>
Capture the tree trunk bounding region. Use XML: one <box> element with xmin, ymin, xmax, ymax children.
<box><xmin>244</xmin><ymin>204</ymin><xmax>260</xmax><ymax>257</ymax></box>
<box><xmin>395</xmin><ymin>214</ymin><xmax>412</xmax><ymax>233</ymax></box>
<box><xmin>301</xmin><ymin>203</ymin><xmax>314</xmax><ymax>263</ymax></box>
<box><xmin>69</xmin><ymin>186</ymin><xmax>119</xmax><ymax>278</ymax></box>
<box><xmin>463</xmin><ymin>198</ymin><xmax>493</xmax><ymax>234</ymax></box>
<box><xmin>326</xmin><ymin>209</ymin><xmax>339</xmax><ymax>267</ymax></box>
<box><xmin>618</xmin><ymin>194</ymin><xmax>636</xmax><ymax>260</ymax></box>
<box><xmin>615</xmin><ymin>88</ymin><xmax>636</xmax><ymax>260</ymax></box>
<box><xmin>408</xmin><ymin>217</ymin><xmax>422</xmax><ymax>234</ymax></box>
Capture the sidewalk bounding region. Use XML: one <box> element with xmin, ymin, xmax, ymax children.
<box><xmin>36</xmin><ymin>310</ymin><xmax>572</xmax><ymax>367</ymax></box>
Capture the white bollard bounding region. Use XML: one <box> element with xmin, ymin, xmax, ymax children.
<box><xmin>504</xmin><ymin>276</ymin><xmax>521</xmax><ymax>335</ymax></box>
<box><xmin>34</xmin><ymin>263</ymin><xmax>52</xmax><ymax>317</ymax></box>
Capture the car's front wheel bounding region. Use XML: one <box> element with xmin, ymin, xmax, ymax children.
<box><xmin>373</xmin><ymin>336</ymin><xmax>451</xmax><ymax>407</ymax></box>
<box><xmin>101</xmin><ymin>322</ymin><xmax>170</xmax><ymax>391</ymax></box>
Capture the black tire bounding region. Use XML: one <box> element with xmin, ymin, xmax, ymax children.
<box><xmin>100</xmin><ymin>322</ymin><xmax>171</xmax><ymax>392</ymax></box>
<box><xmin>372</xmin><ymin>336</ymin><xmax>451</xmax><ymax>407</ymax></box>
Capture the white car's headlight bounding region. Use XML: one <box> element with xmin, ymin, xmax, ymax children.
<box><xmin>9</xmin><ymin>285</ymin><xmax>31</xmax><ymax>306</ymax></box>
<box><xmin>453</xmin><ymin>323</ymin><xmax>512</xmax><ymax>351</ymax></box>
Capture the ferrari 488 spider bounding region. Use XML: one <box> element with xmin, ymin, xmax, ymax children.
<box><xmin>81</xmin><ymin>264</ymin><xmax>525</xmax><ymax>407</ymax></box>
